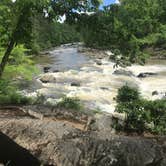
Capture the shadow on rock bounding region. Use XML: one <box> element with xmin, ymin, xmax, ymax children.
<box><xmin>0</xmin><ymin>132</ymin><xmax>40</xmax><ymax>166</ymax></box>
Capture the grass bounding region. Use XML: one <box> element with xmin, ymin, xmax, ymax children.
<box><xmin>0</xmin><ymin>79</ymin><xmax>32</xmax><ymax>105</ymax></box>
<box><xmin>56</xmin><ymin>97</ymin><xmax>83</xmax><ymax>111</ymax></box>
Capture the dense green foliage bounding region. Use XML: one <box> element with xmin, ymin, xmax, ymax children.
<box><xmin>56</xmin><ymin>97</ymin><xmax>83</xmax><ymax>111</ymax></box>
<box><xmin>116</xmin><ymin>85</ymin><xmax>139</xmax><ymax>103</ymax></box>
<box><xmin>0</xmin><ymin>0</ymin><xmax>102</xmax><ymax>76</ymax></box>
<box><xmin>30</xmin><ymin>15</ymin><xmax>81</xmax><ymax>53</ymax></box>
<box><xmin>0</xmin><ymin>79</ymin><xmax>31</xmax><ymax>105</ymax></box>
<box><xmin>80</xmin><ymin>0</ymin><xmax>166</xmax><ymax>64</ymax></box>
<box><xmin>0</xmin><ymin>44</ymin><xmax>35</xmax><ymax>105</ymax></box>
<box><xmin>115</xmin><ymin>86</ymin><xmax>166</xmax><ymax>135</ymax></box>
<box><xmin>0</xmin><ymin>45</ymin><xmax>38</xmax><ymax>80</ymax></box>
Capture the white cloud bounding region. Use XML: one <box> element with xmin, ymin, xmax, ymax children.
<box><xmin>115</xmin><ymin>0</ymin><xmax>120</xmax><ymax>4</ymax></box>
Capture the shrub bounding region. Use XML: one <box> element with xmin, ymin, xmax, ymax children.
<box><xmin>56</xmin><ymin>97</ymin><xmax>83</xmax><ymax>111</ymax></box>
<box><xmin>0</xmin><ymin>45</ymin><xmax>38</xmax><ymax>80</ymax></box>
<box><xmin>116</xmin><ymin>85</ymin><xmax>140</xmax><ymax>103</ymax></box>
<box><xmin>116</xmin><ymin>100</ymin><xmax>152</xmax><ymax>133</ymax></box>
<box><xmin>115</xmin><ymin>85</ymin><xmax>166</xmax><ymax>135</ymax></box>
<box><xmin>0</xmin><ymin>79</ymin><xmax>31</xmax><ymax>105</ymax></box>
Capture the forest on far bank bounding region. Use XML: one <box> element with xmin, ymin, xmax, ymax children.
<box><xmin>80</xmin><ymin>0</ymin><xmax>166</xmax><ymax>64</ymax></box>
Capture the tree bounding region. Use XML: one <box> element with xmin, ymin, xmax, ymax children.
<box><xmin>0</xmin><ymin>0</ymin><xmax>102</xmax><ymax>78</ymax></box>
<box><xmin>0</xmin><ymin>0</ymin><xmax>47</xmax><ymax>77</ymax></box>
<box><xmin>80</xmin><ymin>0</ymin><xmax>166</xmax><ymax>64</ymax></box>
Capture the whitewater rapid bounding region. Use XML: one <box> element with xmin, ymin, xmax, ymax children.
<box><xmin>26</xmin><ymin>46</ymin><xmax>166</xmax><ymax>113</ymax></box>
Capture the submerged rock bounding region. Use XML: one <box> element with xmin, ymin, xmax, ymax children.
<box><xmin>94</xmin><ymin>60</ymin><xmax>102</xmax><ymax>66</ymax></box>
<box><xmin>53</xmin><ymin>69</ymin><xmax>60</xmax><ymax>73</ymax></box>
<box><xmin>113</xmin><ymin>69</ymin><xmax>134</xmax><ymax>76</ymax></box>
<box><xmin>152</xmin><ymin>91</ymin><xmax>159</xmax><ymax>96</ymax></box>
<box><xmin>152</xmin><ymin>91</ymin><xmax>166</xmax><ymax>99</ymax></box>
<box><xmin>43</xmin><ymin>66</ymin><xmax>51</xmax><ymax>73</ymax></box>
<box><xmin>39</xmin><ymin>74</ymin><xmax>56</xmax><ymax>83</ymax></box>
<box><xmin>96</xmin><ymin>61</ymin><xmax>102</xmax><ymax>65</ymax></box>
<box><xmin>100</xmin><ymin>87</ymin><xmax>110</xmax><ymax>91</ymax></box>
<box><xmin>137</xmin><ymin>72</ymin><xmax>157</xmax><ymax>78</ymax></box>
<box><xmin>71</xmin><ymin>82</ymin><xmax>81</xmax><ymax>87</ymax></box>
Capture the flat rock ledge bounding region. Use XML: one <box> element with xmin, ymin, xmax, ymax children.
<box><xmin>0</xmin><ymin>106</ymin><xmax>166</xmax><ymax>166</ymax></box>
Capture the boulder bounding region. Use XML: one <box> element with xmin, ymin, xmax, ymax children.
<box><xmin>53</xmin><ymin>69</ymin><xmax>60</xmax><ymax>73</ymax></box>
<box><xmin>39</xmin><ymin>74</ymin><xmax>56</xmax><ymax>83</ymax></box>
<box><xmin>96</xmin><ymin>61</ymin><xmax>102</xmax><ymax>65</ymax></box>
<box><xmin>100</xmin><ymin>87</ymin><xmax>110</xmax><ymax>91</ymax></box>
<box><xmin>71</xmin><ymin>82</ymin><xmax>81</xmax><ymax>87</ymax></box>
<box><xmin>77</xmin><ymin>47</ymin><xmax>87</xmax><ymax>53</ymax></box>
<box><xmin>43</xmin><ymin>67</ymin><xmax>51</xmax><ymax>73</ymax></box>
<box><xmin>113</xmin><ymin>69</ymin><xmax>134</xmax><ymax>76</ymax></box>
<box><xmin>86</xmin><ymin>114</ymin><xmax>115</xmax><ymax>133</ymax></box>
<box><xmin>152</xmin><ymin>91</ymin><xmax>159</xmax><ymax>96</ymax></box>
<box><xmin>94</xmin><ymin>60</ymin><xmax>102</xmax><ymax>66</ymax></box>
<box><xmin>137</xmin><ymin>72</ymin><xmax>157</xmax><ymax>78</ymax></box>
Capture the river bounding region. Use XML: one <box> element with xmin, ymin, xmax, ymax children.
<box><xmin>27</xmin><ymin>44</ymin><xmax>166</xmax><ymax>113</ymax></box>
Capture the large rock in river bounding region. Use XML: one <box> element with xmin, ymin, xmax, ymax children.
<box><xmin>113</xmin><ymin>69</ymin><xmax>134</xmax><ymax>77</ymax></box>
<box><xmin>137</xmin><ymin>72</ymin><xmax>157</xmax><ymax>78</ymax></box>
<box><xmin>39</xmin><ymin>74</ymin><xmax>56</xmax><ymax>83</ymax></box>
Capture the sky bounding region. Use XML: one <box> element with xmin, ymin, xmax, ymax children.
<box><xmin>100</xmin><ymin>0</ymin><xmax>120</xmax><ymax>8</ymax></box>
<box><xmin>11</xmin><ymin>0</ymin><xmax>117</xmax><ymax>6</ymax></box>
<box><xmin>102</xmin><ymin>0</ymin><xmax>115</xmax><ymax>6</ymax></box>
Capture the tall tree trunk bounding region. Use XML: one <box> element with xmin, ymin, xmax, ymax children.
<box><xmin>0</xmin><ymin>38</ymin><xmax>15</xmax><ymax>78</ymax></box>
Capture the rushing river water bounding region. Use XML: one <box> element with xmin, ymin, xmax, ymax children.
<box><xmin>28</xmin><ymin>45</ymin><xmax>166</xmax><ymax>113</ymax></box>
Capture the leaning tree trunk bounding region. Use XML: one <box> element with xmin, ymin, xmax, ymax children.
<box><xmin>0</xmin><ymin>38</ymin><xmax>15</xmax><ymax>78</ymax></box>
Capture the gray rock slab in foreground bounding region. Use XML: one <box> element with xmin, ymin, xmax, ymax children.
<box><xmin>0</xmin><ymin>115</ymin><xmax>165</xmax><ymax>166</ymax></box>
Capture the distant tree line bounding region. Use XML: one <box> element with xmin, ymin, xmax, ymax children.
<box><xmin>0</xmin><ymin>0</ymin><xmax>101</xmax><ymax>77</ymax></box>
<box><xmin>78</xmin><ymin>0</ymin><xmax>166</xmax><ymax>64</ymax></box>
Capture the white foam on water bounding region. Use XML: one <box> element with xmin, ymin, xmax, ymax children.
<box><xmin>29</xmin><ymin>47</ymin><xmax>166</xmax><ymax>113</ymax></box>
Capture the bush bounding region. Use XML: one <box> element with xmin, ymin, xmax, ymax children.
<box><xmin>0</xmin><ymin>79</ymin><xmax>31</xmax><ymax>105</ymax></box>
<box><xmin>115</xmin><ymin>85</ymin><xmax>166</xmax><ymax>135</ymax></box>
<box><xmin>0</xmin><ymin>45</ymin><xmax>38</xmax><ymax>80</ymax></box>
<box><xmin>116</xmin><ymin>100</ymin><xmax>152</xmax><ymax>133</ymax></box>
<box><xmin>56</xmin><ymin>97</ymin><xmax>83</xmax><ymax>111</ymax></box>
<box><xmin>116</xmin><ymin>85</ymin><xmax>140</xmax><ymax>103</ymax></box>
